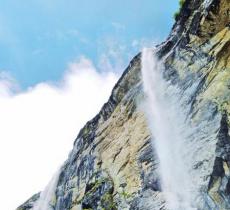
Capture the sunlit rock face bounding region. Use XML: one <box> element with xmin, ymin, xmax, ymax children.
<box><xmin>17</xmin><ymin>0</ymin><xmax>230</xmax><ymax>209</ymax></box>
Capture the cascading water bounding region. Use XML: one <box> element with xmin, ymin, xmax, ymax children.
<box><xmin>32</xmin><ymin>170</ymin><xmax>60</xmax><ymax>210</ymax></box>
<box><xmin>141</xmin><ymin>48</ymin><xmax>197</xmax><ymax>210</ymax></box>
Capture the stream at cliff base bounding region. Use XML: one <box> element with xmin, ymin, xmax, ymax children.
<box><xmin>141</xmin><ymin>48</ymin><xmax>197</xmax><ymax>210</ymax></box>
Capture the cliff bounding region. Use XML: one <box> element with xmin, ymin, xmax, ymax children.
<box><xmin>17</xmin><ymin>0</ymin><xmax>230</xmax><ymax>209</ymax></box>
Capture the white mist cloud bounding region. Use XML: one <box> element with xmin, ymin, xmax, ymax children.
<box><xmin>0</xmin><ymin>57</ymin><xmax>118</xmax><ymax>210</ymax></box>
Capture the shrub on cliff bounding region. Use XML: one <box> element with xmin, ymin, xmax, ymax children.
<box><xmin>174</xmin><ymin>0</ymin><xmax>186</xmax><ymax>20</ymax></box>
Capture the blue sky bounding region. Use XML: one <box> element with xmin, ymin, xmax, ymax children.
<box><xmin>0</xmin><ymin>0</ymin><xmax>178</xmax><ymax>88</ymax></box>
<box><xmin>0</xmin><ymin>1</ymin><xmax>180</xmax><ymax>209</ymax></box>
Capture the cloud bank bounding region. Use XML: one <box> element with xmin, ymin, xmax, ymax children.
<box><xmin>0</xmin><ymin>57</ymin><xmax>118</xmax><ymax>210</ymax></box>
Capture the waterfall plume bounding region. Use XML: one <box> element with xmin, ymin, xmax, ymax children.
<box><xmin>141</xmin><ymin>48</ymin><xmax>196</xmax><ymax>210</ymax></box>
<box><xmin>32</xmin><ymin>170</ymin><xmax>60</xmax><ymax>210</ymax></box>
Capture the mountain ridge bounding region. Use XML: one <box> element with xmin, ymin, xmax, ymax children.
<box><xmin>18</xmin><ymin>0</ymin><xmax>230</xmax><ymax>209</ymax></box>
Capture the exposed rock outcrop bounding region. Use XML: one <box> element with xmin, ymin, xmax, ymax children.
<box><xmin>17</xmin><ymin>0</ymin><xmax>230</xmax><ymax>209</ymax></box>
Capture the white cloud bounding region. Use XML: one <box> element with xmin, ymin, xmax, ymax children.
<box><xmin>0</xmin><ymin>57</ymin><xmax>118</xmax><ymax>210</ymax></box>
<box><xmin>97</xmin><ymin>37</ymin><xmax>129</xmax><ymax>73</ymax></box>
<box><xmin>38</xmin><ymin>29</ymin><xmax>90</xmax><ymax>45</ymax></box>
<box><xmin>0</xmin><ymin>71</ymin><xmax>20</xmax><ymax>96</ymax></box>
<box><xmin>97</xmin><ymin>36</ymin><xmax>157</xmax><ymax>75</ymax></box>
<box><xmin>111</xmin><ymin>22</ymin><xmax>126</xmax><ymax>31</ymax></box>
<box><xmin>131</xmin><ymin>38</ymin><xmax>158</xmax><ymax>49</ymax></box>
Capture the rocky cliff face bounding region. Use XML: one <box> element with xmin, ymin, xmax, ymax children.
<box><xmin>17</xmin><ymin>0</ymin><xmax>230</xmax><ymax>209</ymax></box>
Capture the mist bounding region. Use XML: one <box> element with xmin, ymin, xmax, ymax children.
<box><xmin>0</xmin><ymin>57</ymin><xmax>118</xmax><ymax>210</ymax></box>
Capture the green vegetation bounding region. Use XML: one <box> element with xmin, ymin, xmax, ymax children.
<box><xmin>174</xmin><ymin>0</ymin><xmax>186</xmax><ymax>20</ymax></box>
<box><xmin>217</xmin><ymin>101</ymin><xmax>230</xmax><ymax>115</ymax></box>
<box><xmin>101</xmin><ymin>193</ymin><xmax>117</xmax><ymax>210</ymax></box>
<box><xmin>121</xmin><ymin>191</ymin><xmax>132</xmax><ymax>199</ymax></box>
<box><xmin>179</xmin><ymin>0</ymin><xmax>186</xmax><ymax>8</ymax></box>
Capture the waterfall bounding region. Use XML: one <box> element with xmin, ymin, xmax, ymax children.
<box><xmin>32</xmin><ymin>170</ymin><xmax>60</xmax><ymax>210</ymax></box>
<box><xmin>141</xmin><ymin>48</ymin><xmax>196</xmax><ymax>210</ymax></box>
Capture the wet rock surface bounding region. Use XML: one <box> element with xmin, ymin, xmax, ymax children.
<box><xmin>81</xmin><ymin>171</ymin><xmax>116</xmax><ymax>210</ymax></box>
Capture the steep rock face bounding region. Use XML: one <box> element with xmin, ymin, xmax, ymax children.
<box><xmin>17</xmin><ymin>0</ymin><xmax>230</xmax><ymax>209</ymax></box>
<box><xmin>162</xmin><ymin>0</ymin><xmax>230</xmax><ymax>208</ymax></box>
